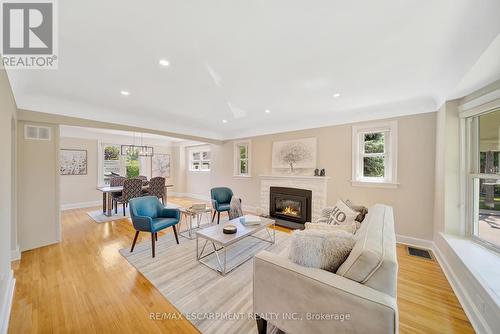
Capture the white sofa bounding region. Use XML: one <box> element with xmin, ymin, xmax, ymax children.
<box><xmin>253</xmin><ymin>204</ymin><xmax>398</xmax><ymax>334</ymax></box>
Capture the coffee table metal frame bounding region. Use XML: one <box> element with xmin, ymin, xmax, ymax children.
<box><xmin>196</xmin><ymin>219</ymin><xmax>275</xmax><ymax>276</ymax></box>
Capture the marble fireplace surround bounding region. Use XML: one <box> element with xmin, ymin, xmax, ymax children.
<box><xmin>260</xmin><ymin>175</ymin><xmax>330</xmax><ymax>222</ymax></box>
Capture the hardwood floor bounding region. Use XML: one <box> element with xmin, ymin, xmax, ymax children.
<box><xmin>9</xmin><ymin>197</ymin><xmax>474</xmax><ymax>333</ymax></box>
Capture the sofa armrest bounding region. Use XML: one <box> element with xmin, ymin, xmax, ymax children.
<box><xmin>253</xmin><ymin>251</ymin><xmax>398</xmax><ymax>334</ymax></box>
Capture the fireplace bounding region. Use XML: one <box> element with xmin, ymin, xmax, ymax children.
<box><xmin>270</xmin><ymin>187</ymin><xmax>312</xmax><ymax>229</ymax></box>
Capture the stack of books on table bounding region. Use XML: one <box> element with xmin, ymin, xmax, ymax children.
<box><xmin>240</xmin><ymin>215</ymin><xmax>262</xmax><ymax>226</ymax></box>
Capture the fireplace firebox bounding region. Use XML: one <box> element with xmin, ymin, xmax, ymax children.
<box><xmin>270</xmin><ymin>187</ymin><xmax>312</xmax><ymax>229</ymax></box>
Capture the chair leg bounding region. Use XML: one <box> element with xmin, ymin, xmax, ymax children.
<box><xmin>256</xmin><ymin>316</ymin><xmax>267</xmax><ymax>334</ymax></box>
<box><xmin>217</xmin><ymin>212</ymin><xmax>220</xmax><ymax>224</ymax></box>
<box><xmin>114</xmin><ymin>200</ymin><xmax>117</xmax><ymax>214</ymax></box>
<box><xmin>155</xmin><ymin>232</ymin><xmax>158</xmax><ymax>241</ymax></box>
<box><xmin>123</xmin><ymin>203</ymin><xmax>126</xmax><ymax>216</ymax></box>
<box><xmin>130</xmin><ymin>231</ymin><xmax>139</xmax><ymax>252</ymax></box>
<box><xmin>212</xmin><ymin>210</ymin><xmax>216</xmax><ymax>222</ymax></box>
<box><xmin>151</xmin><ymin>232</ymin><xmax>156</xmax><ymax>258</ymax></box>
<box><xmin>172</xmin><ymin>225</ymin><xmax>179</xmax><ymax>244</ymax></box>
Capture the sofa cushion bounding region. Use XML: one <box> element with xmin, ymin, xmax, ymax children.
<box><xmin>336</xmin><ymin>204</ymin><xmax>397</xmax><ymax>297</ymax></box>
<box><xmin>304</xmin><ymin>222</ymin><xmax>357</xmax><ymax>234</ymax></box>
<box><xmin>288</xmin><ymin>229</ymin><xmax>355</xmax><ymax>273</ymax></box>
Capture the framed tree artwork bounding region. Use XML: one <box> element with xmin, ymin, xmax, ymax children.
<box><xmin>151</xmin><ymin>153</ymin><xmax>171</xmax><ymax>178</ymax></box>
<box><xmin>272</xmin><ymin>138</ymin><xmax>317</xmax><ymax>172</ymax></box>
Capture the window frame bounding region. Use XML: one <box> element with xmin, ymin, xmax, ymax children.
<box><xmin>233</xmin><ymin>140</ymin><xmax>252</xmax><ymax>177</ymax></box>
<box><xmin>188</xmin><ymin>146</ymin><xmax>211</xmax><ymax>172</ymax></box>
<box><xmin>97</xmin><ymin>142</ymin><xmax>150</xmax><ymax>185</ymax></box>
<box><xmin>351</xmin><ymin>121</ymin><xmax>398</xmax><ymax>188</ymax></box>
<box><xmin>464</xmin><ymin>109</ymin><xmax>500</xmax><ymax>253</ymax></box>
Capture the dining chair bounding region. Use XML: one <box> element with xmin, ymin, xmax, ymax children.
<box><xmin>137</xmin><ymin>175</ymin><xmax>149</xmax><ymax>185</ymax></box>
<box><xmin>210</xmin><ymin>187</ymin><xmax>234</xmax><ymax>224</ymax></box>
<box><xmin>110</xmin><ymin>176</ymin><xmax>126</xmax><ymax>212</ymax></box>
<box><xmin>113</xmin><ymin>178</ymin><xmax>143</xmax><ymax>216</ymax></box>
<box><xmin>144</xmin><ymin>176</ymin><xmax>166</xmax><ymax>203</ymax></box>
<box><xmin>129</xmin><ymin>196</ymin><xmax>180</xmax><ymax>258</ymax></box>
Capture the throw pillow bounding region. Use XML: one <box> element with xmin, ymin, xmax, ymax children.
<box><xmin>288</xmin><ymin>229</ymin><xmax>355</xmax><ymax>272</ymax></box>
<box><xmin>228</xmin><ymin>196</ymin><xmax>243</xmax><ymax>220</ymax></box>
<box><xmin>305</xmin><ymin>222</ymin><xmax>357</xmax><ymax>234</ymax></box>
<box><xmin>317</xmin><ymin>200</ymin><xmax>358</xmax><ymax>226</ymax></box>
<box><xmin>345</xmin><ymin>199</ymin><xmax>369</xmax><ymax>223</ymax></box>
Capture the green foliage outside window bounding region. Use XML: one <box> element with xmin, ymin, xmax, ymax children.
<box><xmin>126</xmin><ymin>148</ymin><xmax>140</xmax><ymax>178</ymax></box>
<box><xmin>104</xmin><ymin>146</ymin><xmax>120</xmax><ymax>160</ymax></box>
<box><xmin>363</xmin><ymin>133</ymin><xmax>385</xmax><ymax>177</ymax></box>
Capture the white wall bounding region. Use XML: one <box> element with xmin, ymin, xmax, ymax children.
<box><xmin>210</xmin><ymin>112</ymin><xmax>437</xmax><ymax>240</ymax></box>
<box><xmin>433</xmin><ymin>100</ymin><xmax>461</xmax><ymax>237</ymax></box>
<box><xmin>0</xmin><ymin>69</ymin><xmax>17</xmax><ymax>333</ymax></box>
<box><xmin>59</xmin><ymin>137</ymin><xmax>100</xmax><ymax>208</ymax></box>
<box><xmin>17</xmin><ymin>121</ymin><xmax>60</xmax><ymax>252</ymax></box>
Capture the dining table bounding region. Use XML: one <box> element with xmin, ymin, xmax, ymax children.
<box><xmin>96</xmin><ymin>184</ymin><xmax>174</xmax><ymax>217</ymax></box>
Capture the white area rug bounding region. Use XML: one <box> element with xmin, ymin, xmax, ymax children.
<box><xmin>119</xmin><ymin>228</ymin><xmax>290</xmax><ymax>334</ymax></box>
<box><xmin>87</xmin><ymin>201</ymin><xmax>180</xmax><ymax>223</ymax></box>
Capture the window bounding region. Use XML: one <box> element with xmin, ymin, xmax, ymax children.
<box><xmin>189</xmin><ymin>147</ymin><xmax>210</xmax><ymax>171</ymax></box>
<box><xmin>234</xmin><ymin>140</ymin><xmax>251</xmax><ymax>176</ymax></box>
<box><xmin>125</xmin><ymin>147</ymin><xmax>140</xmax><ymax>178</ymax></box>
<box><xmin>352</xmin><ymin>121</ymin><xmax>398</xmax><ymax>187</ymax></box>
<box><xmin>466</xmin><ymin>108</ymin><xmax>500</xmax><ymax>251</ymax></box>
<box><xmin>102</xmin><ymin>144</ymin><xmax>121</xmax><ymax>185</ymax></box>
<box><xmin>99</xmin><ymin>143</ymin><xmax>150</xmax><ymax>185</ymax></box>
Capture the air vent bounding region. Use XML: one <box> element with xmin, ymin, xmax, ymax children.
<box><xmin>407</xmin><ymin>246</ymin><xmax>433</xmax><ymax>260</ymax></box>
<box><xmin>24</xmin><ymin>125</ymin><xmax>51</xmax><ymax>141</ymax></box>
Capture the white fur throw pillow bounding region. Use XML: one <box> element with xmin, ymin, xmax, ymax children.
<box><xmin>305</xmin><ymin>222</ymin><xmax>357</xmax><ymax>234</ymax></box>
<box><xmin>288</xmin><ymin>229</ymin><xmax>356</xmax><ymax>272</ymax></box>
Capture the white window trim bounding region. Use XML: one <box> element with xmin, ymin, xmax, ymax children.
<box><xmin>233</xmin><ymin>140</ymin><xmax>252</xmax><ymax>178</ymax></box>
<box><xmin>188</xmin><ymin>146</ymin><xmax>211</xmax><ymax>172</ymax></box>
<box><xmin>351</xmin><ymin>120</ymin><xmax>398</xmax><ymax>188</ymax></box>
<box><xmin>463</xmin><ymin>108</ymin><xmax>500</xmax><ymax>254</ymax></box>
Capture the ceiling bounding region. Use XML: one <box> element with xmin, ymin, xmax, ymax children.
<box><xmin>59</xmin><ymin>125</ymin><xmax>201</xmax><ymax>146</ymax></box>
<box><xmin>7</xmin><ymin>0</ymin><xmax>500</xmax><ymax>140</ymax></box>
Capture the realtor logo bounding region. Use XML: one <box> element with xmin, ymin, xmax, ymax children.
<box><xmin>1</xmin><ymin>0</ymin><xmax>58</xmax><ymax>69</ymax></box>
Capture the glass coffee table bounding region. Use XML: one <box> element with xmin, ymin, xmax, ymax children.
<box><xmin>196</xmin><ymin>215</ymin><xmax>276</xmax><ymax>276</ymax></box>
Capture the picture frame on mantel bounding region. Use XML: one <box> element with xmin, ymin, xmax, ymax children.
<box><xmin>272</xmin><ymin>137</ymin><xmax>317</xmax><ymax>172</ymax></box>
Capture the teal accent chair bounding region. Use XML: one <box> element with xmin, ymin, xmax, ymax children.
<box><xmin>210</xmin><ymin>187</ymin><xmax>234</xmax><ymax>224</ymax></box>
<box><xmin>129</xmin><ymin>196</ymin><xmax>180</xmax><ymax>258</ymax></box>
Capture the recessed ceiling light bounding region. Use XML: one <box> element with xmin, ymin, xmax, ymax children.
<box><xmin>222</xmin><ymin>119</ymin><xmax>228</xmax><ymax>124</ymax></box>
<box><xmin>120</xmin><ymin>90</ymin><xmax>130</xmax><ymax>96</ymax></box>
<box><xmin>265</xmin><ymin>109</ymin><xmax>271</xmax><ymax>113</ymax></box>
<box><xmin>159</xmin><ymin>59</ymin><xmax>170</xmax><ymax>67</ymax></box>
<box><xmin>333</xmin><ymin>93</ymin><xmax>341</xmax><ymax>98</ymax></box>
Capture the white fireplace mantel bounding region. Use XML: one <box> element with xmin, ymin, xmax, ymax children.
<box><xmin>259</xmin><ymin>174</ymin><xmax>329</xmax><ymax>221</ymax></box>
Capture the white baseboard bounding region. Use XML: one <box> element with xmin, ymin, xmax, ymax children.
<box><xmin>10</xmin><ymin>247</ymin><xmax>20</xmax><ymax>262</ymax></box>
<box><xmin>0</xmin><ymin>270</ymin><xmax>15</xmax><ymax>334</ymax></box>
<box><xmin>61</xmin><ymin>200</ymin><xmax>101</xmax><ymax>211</ymax></box>
<box><xmin>396</xmin><ymin>234</ymin><xmax>434</xmax><ymax>249</ymax></box>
